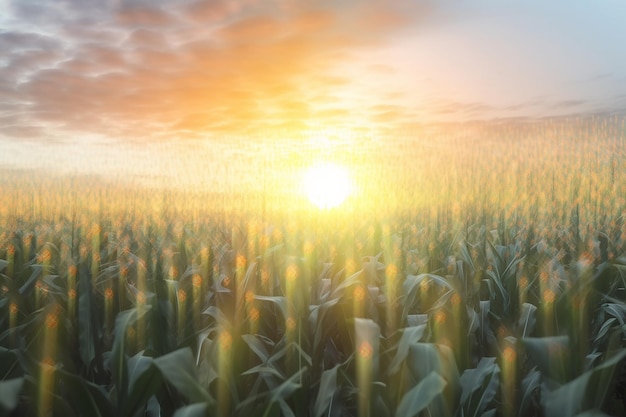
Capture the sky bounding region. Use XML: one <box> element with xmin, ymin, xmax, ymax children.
<box><xmin>1</xmin><ymin>0</ymin><xmax>626</xmax><ymax>188</ymax></box>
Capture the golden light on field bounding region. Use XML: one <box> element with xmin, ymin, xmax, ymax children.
<box><xmin>302</xmin><ymin>162</ymin><xmax>353</xmax><ymax>209</ymax></box>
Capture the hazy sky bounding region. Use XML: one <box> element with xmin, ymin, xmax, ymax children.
<box><xmin>1</xmin><ymin>0</ymin><xmax>625</xmax><ymax>182</ymax></box>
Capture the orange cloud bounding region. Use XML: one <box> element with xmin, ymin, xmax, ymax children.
<box><xmin>116</xmin><ymin>6</ymin><xmax>178</xmax><ymax>28</ymax></box>
<box><xmin>0</xmin><ymin>0</ymin><xmax>438</xmax><ymax>142</ymax></box>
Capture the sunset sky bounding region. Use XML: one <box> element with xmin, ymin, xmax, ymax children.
<box><xmin>1</xmin><ymin>0</ymin><xmax>626</xmax><ymax>191</ymax></box>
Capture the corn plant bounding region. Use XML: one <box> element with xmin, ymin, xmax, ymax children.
<box><xmin>1</xmin><ymin>116</ymin><xmax>626</xmax><ymax>416</ymax></box>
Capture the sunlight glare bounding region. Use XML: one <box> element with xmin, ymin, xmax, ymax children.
<box><xmin>303</xmin><ymin>162</ymin><xmax>353</xmax><ymax>209</ymax></box>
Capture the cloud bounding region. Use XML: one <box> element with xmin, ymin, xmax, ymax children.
<box><xmin>2</xmin><ymin>0</ymin><xmax>625</xmax><ymax>146</ymax></box>
<box><xmin>0</xmin><ymin>31</ymin><xmax>63</xmax><ymax>53</ymax></box>
<box><xmin>215</xmin><ymin>15</ymin><xmax>286</xmax><ymax>42</ymax></box>
<box><xmin>178</xmin><ymin>0</ymin><xmax>243</xmax><ymax>23</ymax></box>
<box><xmin>1</xmin><ymin>0</ymin><xmax>432</xmax><ymax>142</ymax></box>
<box><xmin>550</xmin><ymin>100</ymin><xmax>587</xmax><ymax>110</ymax></box>
<box><xmin>116</xmin><ymin>4</ymin><xmax>180</xmax><ymax>28</ymax></box>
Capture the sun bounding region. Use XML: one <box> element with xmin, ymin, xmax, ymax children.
<box><xmin>303</xmin><ymin>162</ymin><xmax>353</xmax><ymax>209</ymax></box>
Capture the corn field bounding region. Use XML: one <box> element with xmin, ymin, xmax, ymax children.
<box><xmin>1</xmin><ymin>117</ymin><xmax>626</xmax><ymax>416</ymax></box>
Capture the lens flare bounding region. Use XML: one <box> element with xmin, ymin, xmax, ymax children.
<box><xmin>303</xmin><ymin>162</ymin><xmax>353</xmax><ymax>209</ymax></box>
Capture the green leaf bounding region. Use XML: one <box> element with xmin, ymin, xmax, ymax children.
<box><xmin>78</xmin><ymin>264</ymin><xmax>96</xmax><ymax>366</ymax></box>
<box><xmin>573</xmin><ymin>410</ymin><xmax>613</xmax><ymax>417</ymax></box>
<box><xmin>58</xmin><ymin>369</ymin><xmax>114</xmax><ymax>417</ymax></box>
<box><xmin>241</xmin><ymin>364</ymin><xmax>285</xmax><ymax>379</ymax></box>
<box><xmin>253</xmin><ymin>295</ymin><xmax>289</xmax><ymax>321</ymax></box>
<box><xmin>330</xmin><ymin>269</ymin><xmax>364</xmax><ymax>299</ymax></box>
<box><xmin>278</xmin><ymin>399</ymin><xmax>296</xmax><ymax>417</ymax></box>
<box><xmin>311</xmin><ymin>296</ymin><xmax>342</xmax><ymax>354</ymax></box>
<box><xmin>459</xmin><ymin>357</ymin><xmax>500</xmax><ymax>417</ymax></box>
<box><xmin>518</xmin><ymin>303</ymin><xmax>537</xmax><ymax>338</ymax></box>
<box><xmin>520</xmin><ymin>367</ymin><xmax>541</xmax><ymax>416</ymax></box>
<box><xmin>146</xmin><ymin>395</ymin><xmax>160</xmax><ymax>416</ymax></box>
<box><xmin>484</xmin><ymin>268</ymin><xmax>509</xmax><ymax>309</ymax></box>
<box><xmin>172</xmin><ymin>403</ymin><xmax>207</xmax><ymax>417</ymax></box>
<box><xmin>407</xmin><ymin>273</ymin><xmax>453</xmax><ymax>292</ymax></box>
<box><xmin>405</xmin><ymin>343</ymin><xmax>460</xmax><ymax>416</ymax></box>
<box><xmin>262</xmin><ymin>368</ymin><xmax>306</xmax><ymax>417</ymax></box>
<box><xmin>0</xmin><ymin>347</ymin><xmax>21</xmax><ymax>379</ymax></box>
<box><xmin>387</xmin><ymin>325</ymin><xmax>427</xmax><ymax>375</ymax></box>
<box><xmin>240</xmin><ymin>261</ymin><xmax>258</xmax><ymax>297</ymax></box>
<box><xmin>602</xmin><ymin>303</ymin><xmax>626</xmax><ymax>326</ymax></box>
<box><xmin>0</xmin><ymin>260</ymin><xmax>7</xmax><ymax>272</ymax></box>
<box><xmin>18</xmin><ymin>264</ymin><xmax>42</xmax><ymax>295</ymax></box>
<box><xmin>289</xmin><ymin>341</ymin><xmax>312</xmax><ymax>367</ymax></box>
<box><xmin>486</xmin><ymin>239</ymin><xmax>505</xmax><ymax>269</ymax></box>
<box><xmin>458</xmin><ymin>241</ymin><xmax>476</xmax><ymax>271</ymax></box>
<box><xmin>49</xmin><ymin>391</ymin><xmax>77</xmax><ymax>417</ymax></box>
<box><xmin>522</xmin><ymin>336</ymin><xmax>571</xmax><ymax>384</ymax></box>
<box><xmin>406</xmin><ymin>314</ymin><xmax>428</xmax><ymax>328</ymax></box>
<box><xmin>544</xmin><ymin>349</ymin><xmax>626</xmax><ymax>417</ymax></box>
<box><xmin>429</xmin><ymin>290</ymin><xmax>455</xmax><ymax>312</ymax></box>
<box><xmin>594</xmin><ymin>318</ymin><xmax>617</xmax><ymax>345</ymax></box>
<box><xmin>110</xmin><ymin>307</ymin><xmax>149</xmax><ymax>409</ymax></box>
<box><xmin>403</xmin><ymin>274</ymin><xmax>453</xmax><ymax>318</ymax></box>
<box><xmin>355</xmin><ymin>318</ymin><xmax>380</xmax><ymax>377</ymax></box>
<box><xmin>459</xmin><ymin>357</ymin><xmax>496</xmax><ymax>405</ymax></box>
<box><xmin>121</xmin><ymin>353</ymin><xmax>163</xmax><ymax>417</ymax></box>
<box><xmin>242</xmin><ymin>334</ymin><xmax>270</xmax><ymax>363</ymax></box>
<box><xmin>466</xmin><ymin>307</ymin><xmax>479</xmax><ymax>336</ymax></box>
<box><xmin>407</xmin><ymin>343</ymin><xmax>455</xmax><ymax>381</ymax></box>
<box><xmin>312</xmin><ymin>365</ymin><xmax>339</xmax><ymax>417</ymax></box>
<box><xmin>201</xmin><ymin>306</ymin><xmax>230</xmax><ymax>326</ymax></box>
<box><xmin>396</xmin><ymin>371</ymin><xmax>447</xmax><ymax>417</ymax></box>
<box><xmin>479</xmin><ymin>301</ymin><xmax>491</xmax><ymax>341</ymax></box>
<box><xmin>0</xmin><ymin>377</ymin><xmax>24</xmax><ymax>413</ymax></box>
<box><xmin>195</xmin><ymin>328</ymin><xmax>213</xmax><ymax>365</ymax></box>
<box><xmin>269</xmin><ymin>367</ymin><xmax>306</xmax><ymax>404</ymax></box>
<box><xmin>154</xmin><ymin>347</ymin><xmax>214</xmax><ymax>405</ymax></box>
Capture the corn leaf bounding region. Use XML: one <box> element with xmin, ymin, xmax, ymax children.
<box><xmin>242</xmin><ymin>334</ymin><xmax>270</xmax><ymax>363</ymax></box>
<box><xmin>520</xmin><ymin>367</ymin><xmax>541</xmax><ymax>415</ymax></box>
<box><xmin>396</xmin><ymin>371</ymin><xmax>447</xmax><ymax>417</ymax></box>
<box><xmin>261</xmin><ymin>367</ymin><xmax>306</xmax><ymax>417</ymax></box>
<box><xmin>109</xmin><ymin>307</ymin><xmax>149</xmax><ymax>409</ymax></box>
<box><xmin>269</xmin><ymin>367</ymin><xmax>306</xmax><ymax>403</ymax></box>
<box><xmin>154</xmin><ymin>347</ymin><xmax>214</xmax><ymax>405</ymax></box>
<box><xmin>120</xmin><ymin>353</ymin><xmax>163</xmax><ymax>417</ymax></box>
<box><xmin>78</xmin><ymin>264</ymin><xmax>96</xmax><ymax>367</ymax></box>
<box><xmin>459</xmin><ymin>357</ymin><xmax>500</xmax><ymax>417</ymax></box>
<box><xmin>0</xmin><ymin>377</ymin><xmax>24</xmax><ymax>413</ymax></box>
<box><xmin>406</xmin><ymin>343</ymin><xmax>460</xmax><ymax>416</ymax></box>
<box><xmin>254</xmin><ymin>295</ymin><xmax>288</xmax><ymax>321</ymax></box>
<box><xmin>518</xmin><ymin>303</ymin><xmax>537</xmax><ymax>338</ymax></box>
<box><xmin>573</xmin><ymin>410</ymin><xmax>613</xmax><ymax>417</ymax></box>
<box><xmin>279</xmin><ymin>398</ymin><xmax>296</xmax><ymax>417</ymax></box>
<box><xmin>355</xmin><ymin>318</ymin><xmax>380</xmax><ymax>377</ymax></box>
<box><xmin>241</xmin><ymin>364</ymin><xmax>285</xmax><ymax>379</ymax></box>
<box><xmin>172</xmin><ymin>403</ymin><xmax>208</xmax><ymax>417</ymax></box>
<box><xmin>312</xmin><ymin>365</ymin><xmax>339</xmax><ymax>417</ymax></box>
<box><xmin>594</xmin><ymin>318</ymin><xmax>617</xmax><ymax>345</ymax></box>
<box><xmin>57</xmin><ymin>369</ymin><xmax>114</xmax><ymax>417</ymax></box>
<box><xmin>522</xmin><ymin>336</ymin><xmax>571</xmax><ymax>384</ymax></box>
<box><xmin>330</xmin><ymin>269</ymin><xmax>363</xmax><ymax>299</ymax></box>
<box><xmin>18</xmin><ymin>264</ymin><xmax>42</xmax><ymax>295</ymax></box>
<box><xmin>387</xmin><ymin>324</ymin><xmax>427</xmax><ymax>376</ymax></box>
<box><xmin>544</xmin><ymin>349</ymin><xmax>626</xmax><ymax>416</ymax></box>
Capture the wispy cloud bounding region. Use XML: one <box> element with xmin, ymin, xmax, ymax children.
<box><xmin>0</xmin><ymin>0</ymin><xmax>432</xmax><ymax>142</ymax></box>
<box><xmin>1</xmin><ymin>0</ymin><xmax>625</xmax><ymax>146</ymax></box>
